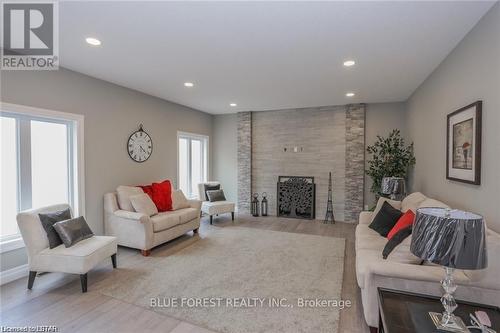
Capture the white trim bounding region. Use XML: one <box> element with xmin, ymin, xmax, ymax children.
<box><xmin>0</xmin><ymin>264</ymin><xmax>29</xmax><ymax>286</ymax></box>
<box><xmin>0</xmin><ymin>236</ymin><xmax>25</xmax><ymax>253</ymax></box>
<box><xmin>177</xmin><ymin>131</ymin><xmax>210</xmax><ymax>199</ymax></box>
<box><xmin>0</xmin><ymin>102</ymin><xmax>85</xmax><ymax>217</ymax></box>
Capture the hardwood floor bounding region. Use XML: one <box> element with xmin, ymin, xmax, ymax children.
<box><xmin>0</xmin><ymin>215</ymin><xmax>368</xmax><ymax>333</ymax></box>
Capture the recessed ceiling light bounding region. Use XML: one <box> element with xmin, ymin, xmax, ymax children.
<box><xmin>85</xmin><ymin>37</ymin><xmax>101</xmax><ymax>46</ymax></box>
<box><xmin>184</xmin><ymin>82</ymin><xmax>194</xmax><ymax>87</ymax></box>
<box><xmin>343</xmin><ymin>60</ymin><xmax>356</xmax><ymax>67</ymax></box>
<box><xmin>346</xmin><ymin>92</ymin><xmax>355</xmax><ymax>97</ymax></box>
<box><xmin>230</xmin><ymin>103</ymin><xmax>237</xmax><ymax>107</ymax></box>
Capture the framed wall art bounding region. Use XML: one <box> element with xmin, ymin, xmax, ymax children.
<box><xmin>446</xmin><ymin>101</ymin><xmax>482</xmax><ymax>185</ymax></box>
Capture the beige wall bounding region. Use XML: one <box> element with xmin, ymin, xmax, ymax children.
<box><xmin>364</xmin><ymin>102</ymin><xmax>408</xmax><ymax>207</ymax></box>
<box><xmin>1</xmin><ymin>68</ymin><xmax>213</xmax><ymax>271</ymax></box>
<box><xmin>406</xmin><ymin>3</ymin><xmax>499</xmax><ymax>232</ymax></box>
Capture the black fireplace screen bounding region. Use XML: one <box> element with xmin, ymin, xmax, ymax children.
<box><xmin>277</xmin><ymin>176</ymin><xmax>315</xmax><ymax>219</ymax></box>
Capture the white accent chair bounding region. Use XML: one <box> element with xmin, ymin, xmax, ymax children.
<box><xmin>197</xmin><ymin>182</ymin><xmax>235</xmax><ymax>225</ymax></box>
<box><xmin>16</xmin><ymin>204</ymin><xmax>118</xmax><ymax>293</ymax></box>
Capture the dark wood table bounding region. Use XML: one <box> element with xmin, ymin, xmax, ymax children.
<box><xmin>378</xmin><ymin>288</ymin><xmax>500</xmax><ymax>333</ymax></box>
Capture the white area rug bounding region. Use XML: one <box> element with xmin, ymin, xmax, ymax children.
<box><xmin>98</xmin><ymin>227</ymin><xmax>345</xmax><ymax>333</ymax></box>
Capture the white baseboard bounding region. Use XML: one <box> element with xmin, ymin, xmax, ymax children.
<box><xmin>0</xmin><ymin>264</ymin><xmax>29</xmax><ymax>285</ymax></box>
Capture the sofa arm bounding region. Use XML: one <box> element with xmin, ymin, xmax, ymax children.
<box><xmin>114</xmin><ymin>210</ymin><xmax>150</xmax><ymax>223</ymax></box>
<box><xmin>188</xmin><ymin>199</ymin><xmax>202</xmax><ymax>211</ymax></box>
<box><xmin>359</xmin><ymin>211</ymin><xmax>373</xmax><ymax>225</ymax></box>
<box><xmin>105</xmin><ymin>210</ymin><xmax>153</xmax><ymax>250</ymax></box>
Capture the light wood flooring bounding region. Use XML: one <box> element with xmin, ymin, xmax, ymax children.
<box><xmin>0</xmin><ymin>215</ymin><xmax>368</xmax><ymax>333</ymax></box>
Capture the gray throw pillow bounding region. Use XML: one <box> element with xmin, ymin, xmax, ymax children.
<box><xmin>53</xmin><ymin>216</ymin><xmax>94</xmax><ymax>248</ymax></box>
<box><xmin>39</xmin><ymin>208</ymin><xmax>72</xmax><ymax>249</ymax></box>
<box><xmin>207</xmin><ymin>189</ymin><xmax>226</xmax><ymax>202</ymax></box>
<box><xmin>204</xmin><ymin>184</ymin><xmax>220</xmax><ymax>200</ymax></box>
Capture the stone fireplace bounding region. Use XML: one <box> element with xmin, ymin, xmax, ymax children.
<box><xmin>237</xmin><ymin>104</ymin><xmax>365</xmax><ymax>222</ymax></box>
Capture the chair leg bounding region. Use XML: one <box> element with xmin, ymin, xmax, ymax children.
<box><xmin>231</xmin><ymin>212</ymin><xmax>235</xmax><ymax>221</ymax></box>
<box><xmin>210</xmin><ymin>215</ymin><xmax>213</xmax><ymax>225</ymax></box>
<box><xmin>80</xmin><ymin>274</ymin><xmax>88</xmax><ymax>293</ymax></box>
<box><xmin>141</xmin><ymin>249</ymin><xmax>151</xmax><ymax>256</ymax></box>
<box><xmin>111</xmin><ymin>253</ymin><xmax>117</xmax><ymax>268</ymax></box>
<box><xmin>27</xmin><ymin>271</ymin><xmax>37</xmax><ymax>290</ymax></box>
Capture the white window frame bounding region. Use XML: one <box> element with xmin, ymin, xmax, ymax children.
<box><xmin>0</xmin><ymin>102</ymin><xmax>85</xmax><ymax>253</ymax></box>
<box><xmin>177</xmin><ymin>131</ymin><xmax>209</xmax><ymax>199</ymax></box>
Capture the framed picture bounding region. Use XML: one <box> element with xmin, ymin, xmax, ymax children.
<box><xmin>446</xmin><ymin>101</ymin><xmax>482</xmax><ymax>185</ymax></box>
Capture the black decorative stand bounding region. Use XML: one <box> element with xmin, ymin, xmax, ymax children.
<box><xmin>324</xmin><ymin>172</ymin><xmax>335</xmax><ymax>224</ymax></box>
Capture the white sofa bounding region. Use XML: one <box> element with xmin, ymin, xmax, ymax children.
<box><xmin>197</xmin><ymin>182</ymin><xmax>235</xmax><ymax>224</ymax></box>
<box><xmin>104</xmin><ymin>191</ymin><xmax>201</xmax><ymax>256</ymax></box>
<box><xmin>17</xmin><ymin>204</ymin><xmax>117</xmax><ymax>292</ymax></box>
<box><xmin>356</xmin><ymin>192</ymin><xmax>500</xmax><ymax>328</ymax></box>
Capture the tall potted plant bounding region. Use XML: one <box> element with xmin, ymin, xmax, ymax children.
<box><xmin>365</xmin><ymin>129</ymin><xmax>415</xmax><ymax>203</ymax></box>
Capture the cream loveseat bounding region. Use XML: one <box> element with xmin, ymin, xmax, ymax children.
<box><xmin>104</xmin><ymin>188</ymin><xmax>201</xmax><ymax>256</ymax></box>
<box><xmin>356</xmin><ymin>192</ymin><xmax>500</xmax><ymax>328</ymax></box>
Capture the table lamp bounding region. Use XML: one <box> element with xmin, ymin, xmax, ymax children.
<box><xmin>380</xmin><ymin>177</ymin><xmax>406</xmax><ymax>201</ymax></box>
<box><xmin>410</xmin><ymin>207</ymin><xmax>488</xmax><ymax>332</ymax></box>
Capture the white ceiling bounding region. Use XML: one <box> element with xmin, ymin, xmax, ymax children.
<box><xmin>59</xmin><ymin>1</ymin><xmax>495</xmax><ymax>114</ymax></box>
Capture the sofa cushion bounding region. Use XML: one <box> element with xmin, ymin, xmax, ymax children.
<box><xmin>369</xmin><ymin>201</ymin><xmax>403</xmax><ymax>237</ymax></box>
<box><xmin>355</xmin><ymin>224</ymin><xmax>388</xmax><ymax>251</ymax></box>
<box><xmin>172</xmin><ymin>190</ymin><xmax>190</xmax><ymax>210</ymax></box>
<box><xmin>33</xmin><ymin>236</ymin><xmax>117</xmax><ymax>274</ymax></box>
<box><xmin>356</xmin><ymin>237</ymin><xmax>423</xmax><ymax>289</ymax></box>
<box><xmin>386</xmin><ymin>236</ymin><xmax>423</xmax><ymax>265</ymax></box>
<box><xmin>151</xmin><ymin>211</ymin><xmax>180</xmax><ymax>232</ymax></box>
<box><xmin>130</xmin><ymin>193</ymin><xmax>158</xmax><ymax>216</ymax></box>
<box><xmin>176</xmin><ymin>208</ymin><xmax>199</xmax><ymax>224</ymax></box>
<box><xmin>117</xmin><ymin>186</ymin><xmax>144</xmax><ymax>211</ymax></box>
<box><xmin>417</xmin><ymin>198</ymin><xmax>449</xmax><ymax>209</ymax></box>
<box><xmin>371</xmin><ymin>197</ymin><xmax>401</xmax><ymax>222</ymax></box>
<box><xmin>401</xmin><ymin>192</ymin><xmax>427</xmax><ymax>213</ymax></box>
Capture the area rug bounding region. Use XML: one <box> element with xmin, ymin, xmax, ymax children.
<box><xmin>97</xmin><ymin>226</ymin><xmax>345</xmax><ymax>333</ymax></box>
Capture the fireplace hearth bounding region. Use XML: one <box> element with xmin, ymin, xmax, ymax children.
<box><xmin>277</xmin><ymin>176</ymin><xmax>315</xmax><ymax>219</ymax></box>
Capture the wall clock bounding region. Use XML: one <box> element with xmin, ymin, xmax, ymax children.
<box><xmin>127</xmin><ymin>124</ymin><xmax>153</xmax><ymax>163</ymax></box>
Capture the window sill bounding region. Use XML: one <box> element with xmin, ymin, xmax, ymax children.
<box><xmin>0</xmin><ymin>237</ymin><xmax>25</xmax><ymax>253</ymax></box>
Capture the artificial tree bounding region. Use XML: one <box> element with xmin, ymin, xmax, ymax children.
<box><xmin>365</xmin><ymin>129</ymin><xmax>415</xmax><ymax>203</ymax></box>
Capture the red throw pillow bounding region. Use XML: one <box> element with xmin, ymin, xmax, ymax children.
<box><xmin>387</xmin><ymin>210</ymin><xmax>415</xmax><ymax>240</ymax></box>
<box><xmin>139</xmin><ymin>185</ymin><xmax>153</xmax><ymax>199</ymax></box>
<box><xmin>151</xmin><ymin>180</ymin><xmax>172</xmax><ymax>212</ymax></box>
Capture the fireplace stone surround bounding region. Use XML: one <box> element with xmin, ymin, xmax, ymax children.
<box><xmin>237</xmin><ymin>104</ymin><xmax>365</xmax><ymax>222</ymax></box>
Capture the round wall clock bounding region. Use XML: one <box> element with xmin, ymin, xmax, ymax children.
<box><xmin>127</xmin><ymin>124</ymin><xmax>153</xmax><ymax>163</ymax></box>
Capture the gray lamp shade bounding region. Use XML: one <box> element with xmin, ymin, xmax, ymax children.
<box><xmin>410</xmin><ymin>208</ymin><xmax>487</xmax><ymax>270</ymax></box>
<box><xmin>381</xmin><ymin>177</ymin><xmax>405</xmax><ymax>195</ymax></box>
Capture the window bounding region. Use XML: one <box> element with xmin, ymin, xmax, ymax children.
<box><xmin>177</xmin><ymin>132</ymin><xmax>208</xmax><ymax>199</ymax></box>
<box><xmin>0</xmin><ymin>104</ymin><xmax>84</xmax><ymax>249</ymax></box>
